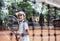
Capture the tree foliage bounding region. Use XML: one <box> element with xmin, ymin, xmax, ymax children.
<box><xmin>17</xmin><ymin>1</ymin><xmax>33</xmax><ymax>19</ymax></box>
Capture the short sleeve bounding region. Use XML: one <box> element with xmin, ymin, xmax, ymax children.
<box><xmin>24</xmin><ymin>22</ymin><xmax>29</xmax><ymax>30</ymax></box>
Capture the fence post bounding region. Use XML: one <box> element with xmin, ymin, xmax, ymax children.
<box><xmin>54</xmin><ymin>7</ymin><xmax>57</xmax><ymax>41</ymax></box>
<box><xmin>39</xmin><ymin>2</ymin><xmax>45</xmax><ymax>41</ymax></box>
<box><xmin>47</xmin><ymin>4</ymin><xmax>50</xmax><ymax>41</ymax></box>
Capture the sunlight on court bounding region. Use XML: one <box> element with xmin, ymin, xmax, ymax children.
<box><xmin>0</xmin><ymin>30</ymin><xmax>60</xmax><ymax>41</ymax></box>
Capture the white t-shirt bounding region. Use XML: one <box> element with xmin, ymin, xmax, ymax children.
<box><xmin>18</xmin><ymin>20</ymin><xmax>30</xmax><ymax>41</ymax></box>
<box><xmin>19</xmin><ymin>20</ymin><xmax>29</xmax><ymax>35</ymax></box>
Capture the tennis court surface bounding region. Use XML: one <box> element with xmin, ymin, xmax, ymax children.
<box><xmin>0</xmin><ymin>29</ymin><xmax>60</xmax><ymax>41</ymax></box>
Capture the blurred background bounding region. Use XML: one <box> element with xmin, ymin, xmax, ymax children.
<box><xmin>0</xmin><ymin>0</ymin><xmax>60</xmax><ymax>41</ymax></box>
<box><xmin>0</xmin><ymin>0</ymin><xmax>60</xmax><ymax>30</ymax></box>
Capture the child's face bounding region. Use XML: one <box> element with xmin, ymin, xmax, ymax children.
<box><xmin>18</xmin><ymin>14</ymin><xmax>24</xmax><ymax>21</ymax></box>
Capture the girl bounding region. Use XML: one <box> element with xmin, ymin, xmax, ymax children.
<box><xmin>16</xmin><ymin>11</ymin><xmax>30</xmax><ymax>41</ymax></box>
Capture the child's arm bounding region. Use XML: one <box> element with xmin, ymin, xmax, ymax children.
<box><xmin>24</xmin><ymin>22</ymin><xmax>29</xmax><ymax>35</ymax></box>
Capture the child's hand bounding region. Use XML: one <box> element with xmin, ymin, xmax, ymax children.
<box><xmin>24</xmin><ymin>29</ymin><xmax>29</xmax><ymax>35</ymax></box>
